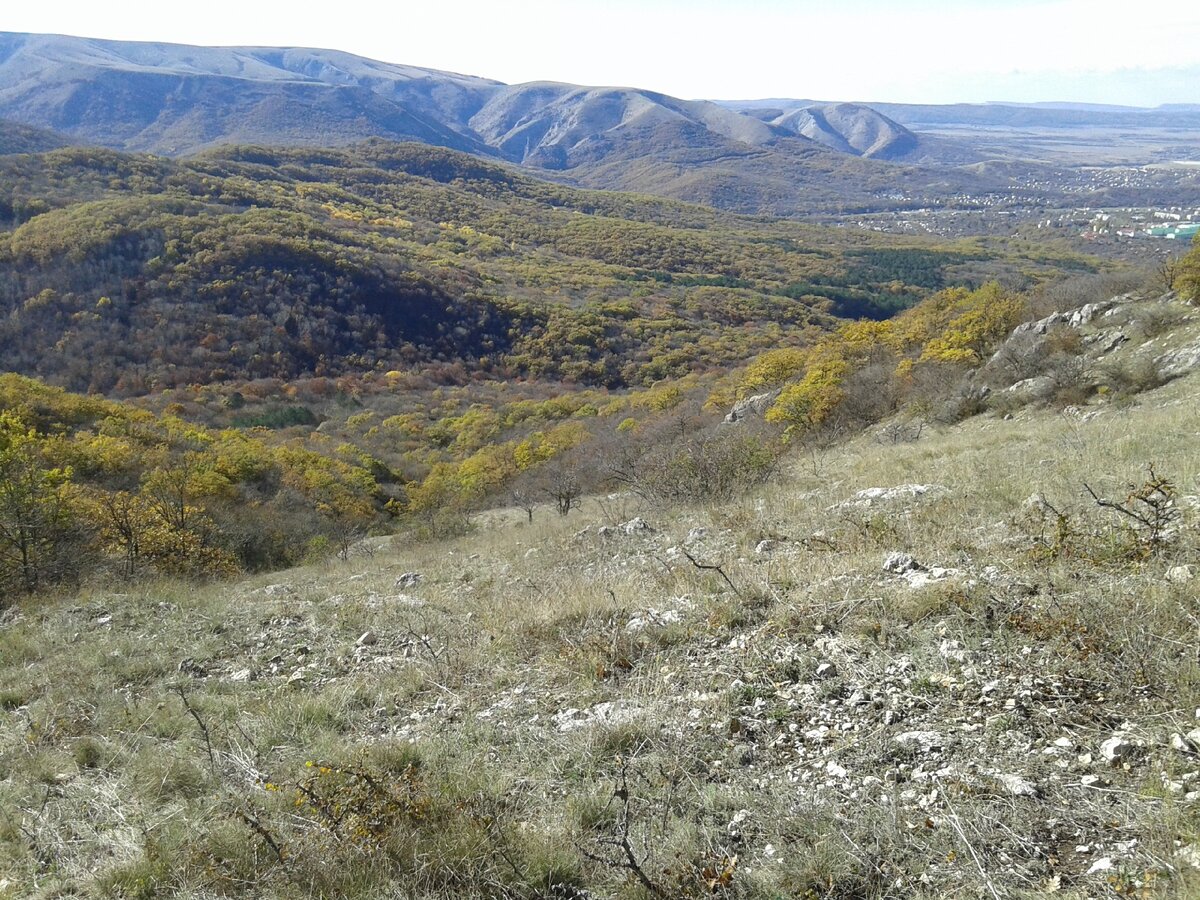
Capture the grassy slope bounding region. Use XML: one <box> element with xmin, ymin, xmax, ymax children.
<box><xmin>2</xmin><ymin>314</ymin><xmax>1199</xmax><ymax>898</ymax></box>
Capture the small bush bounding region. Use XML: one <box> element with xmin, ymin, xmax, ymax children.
<box><xmin>1135</xmin><ymin>304</ymin><xmax>1186</xmax><ymax>338</ymax></box>
<box><xmin>609</xmin><ymin>428</ymin><xmax>781</xmax><ymax>505</ymax></box>
<box><xmin>1045</xmin><ymin>355</ymin><xmax>1092</xmax><ymax>407</ymax></box>
<box><xmin>1100</xmin><ymin>357</ymin><xmax>1168</xmax><ymax>400</ymax></box>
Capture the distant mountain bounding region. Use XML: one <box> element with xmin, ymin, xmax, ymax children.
<box><xmin>719</xmin><ymin>97</ymin><xmax>1200</xmax><ymax>131</ymax></box>
<box><xmin>0</xmin><ymin>32</ymin><xmax>1006</xmax><ymax>216</ymax></box>
<box><xmin>768</xmin><ymin>103</ymin><xmax>918</xmax><ymax>160</ymax></box>
<box><xmin>9</xmin><ymin>32</ymin><xmax>1196</xmax><ymax>217</ymax></box>
<box><xmin>0</xmin><ymin>32</ymin><xmax>501</xmax><ymax>155</ymax></box>
<box><xmin>469</xmin><ymin>82</ymin><xmax>782</xmax><ymax>168</ymax></box>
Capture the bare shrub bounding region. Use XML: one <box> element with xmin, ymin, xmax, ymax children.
<box><xmin>1045</xmin><ymin>354</ymin><xmax>1091</xmax><ymax>408</ymax></box>
<box><xmin>1134</xmin><ymin>304</ymin><xmax>1186</xmax><ymax>339</ymax></box>
<box><xmin>987</xmin><ymin>333</ymin><xmax>1044</xmax><ymax>383</ymax></box>
<box><xmin>1085</xmin><ymin>465</ymin><xmax>1180</xmax><ymax>559</ymax></box>
<box><xmin>509</xmin><ymin>488</ymin><xmax>537</xmax><ymax>524</ymax></box>
<box><xmin>541</xmin><ymin>462</ymin><xmax>584</xmax><ymax>517</ymax></box>
<box><xmin>607</xmin><ymin>427</ymin><xmax>780</xmax><ymax>506</ymax></box>
<box><xmin>933</xmin><ymin>385</ymin><xmax>990</xmax><ymax>424</ymax></box>
<box><xmin>1023</xmin><ymin>466</ymin><xmax>1182</xmax><ymax>563</ymax></box>
<box><xmin>875</xmin><ymin>420</ymin><xmax>925</xmax><ymax>444</ymax></box>
<box><xmin>1028</xmin><ymin>271</ymin><xmax>1150</xmax><ymax>319</ymax></box>
<box><xmin>1098</xmin><ymin>357</ymin><xmax>1168</xmax><ymax>400</ymax></box>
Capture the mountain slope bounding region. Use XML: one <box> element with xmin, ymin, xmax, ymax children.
<box><xmin>468</xmin><ymin>82</ymin><xmax>787</xmax><ymax>168</ymax></box>
<box><xmin>770</xmin><ymin>102</ymin><xmax>918</xmax><ymax>160</ymax></box>
<box><xmin>3</xmin><ymin>301</ymin><xmax>1197</xmax><ymax>896</ymax></box>
<box><xmin>0</xmin><ymin>32</ymin><xmax>500</xmax><ymax>154</ymax></box>
<box><xmin>0</xmin><ymin>32</ymin><xmax>1007</xmax><ymax>216</ymax></box>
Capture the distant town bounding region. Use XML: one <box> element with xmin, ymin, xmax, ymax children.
<box><xmin>1073</xmin><ymin>208</ymin><xmax>1200</xmax><ymax>241</ymax></box>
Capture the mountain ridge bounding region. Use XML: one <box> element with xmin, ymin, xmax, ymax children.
<box><xmin>0</xmin><ymin>31</ymin><xmax>994</xmax><ymax>217</ymax></box>
<box><xmin>3</xmin><ymin>32</ymin><xmax>1199</xmax><ymax>218</ymax></box>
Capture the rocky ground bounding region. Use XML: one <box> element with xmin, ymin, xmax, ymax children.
<box><xmin>2</xmin><ymin>293</ymin><xmax>1200</xmax><ymax>898</ymax></box>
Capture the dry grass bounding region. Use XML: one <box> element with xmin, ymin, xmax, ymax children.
<box><xmin>2</xmin><ymin>366</ymin><xmax>1200</xmax><ymax>898</ymax></box>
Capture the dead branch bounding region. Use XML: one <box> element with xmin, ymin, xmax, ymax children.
<box><xmin>680</xmin><ymin>548</ymin><xmax>742</xmax><ymax>597</ymax></box>
<box><xmin>174</xmin><ymin>686</ymin><xmax>216</xmax><ymax>773</ymax></box>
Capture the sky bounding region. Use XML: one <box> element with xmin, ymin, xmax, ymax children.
<box><xmin>5</xmin><ymin>0</ymin><xmax>1200</xmax><ymax>106</ymax></box>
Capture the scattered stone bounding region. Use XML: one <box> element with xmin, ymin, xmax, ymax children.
<box><xmin>1086</xmin><ymin>857</ymin><xmax>1114</xmax><ymax>876</ymax></box>
<box><xmin>395</xmin><ymin>572</ymin><xmax>422</xmax><ymax>589</ymax></box>
<box><xmin>254</xmin><ymin>583</ymin><xmax>295</xmax><ymax>598</ymax></box>
<box><xmin>835</xmin><ymin>484</ymin><xmax>948</xmax><ymax>511</ymax></box>
<box><xmin>1100</xmin><ymin>735</ymin><xmax>1137</xmax><ymax>765</ymax></box>
<box><xmin>939</xmin><ymin>640</ymin><xmax>967</xmax><ymax>663</ymax></box>
<box><xmin>1094</xmin><ymin>332</ymin><xmax>1128</xmax><ymax>355</ymax></box>
<box><xmin>882</xmin><ymin>552</ymin><xmax>960</xmax><ymax>588</ymax></box>
<box><xmin>883</xmin><ymin>553</ymin><xmax>921</xmax><ymax>575</ymax></box>
<box><xmin>1167</xmin><ymin>565</ymin><xmax>1195</xmax><ymax>585</ymax></box>
<box><xmin>728</xmin><ymin>808</ymin><xmax>751</xmax><ymax>836</ymax></box>
<box><xmin>1006</xmin><ymin>376</ymin><xmax>1053</xmax><ymax>399</ymax></box>
<box><xmin>626</xmin><ymin>608</ymin><xmax>683</xmax><ymax>632</ymax></box>
<box><xmin>1156</xmin><ymin>339</ymin><xmax>1200</xmax><ymax>379</ymax></box>
<box><xmin>825</xmin><ymin>761</ymin><xmax>848</xmax><ymax>779</ymax></box>
<box><xmin>815</xmin><ymin>662</ymin><xmax>838</xmax><ymax>680</ymax></box>
<box><xmin>1023</xmin><ymin>492</ymin><xmax>1049</xmax><ymax>512</ymax></box>
<box><xmin>385</xmin><ymin>593</ymin><xmax>424</xmax><ymax>608</ymax></box>
<box><xmin>724</xmin><ymin>390</ymin><xmax>781</xmax><ymax>424</ymax></box>
<box><xmin>620</xmin><ymin>517</ymin><xmax>654</xmax><ymax>536</ymax></box>
<box><xmin>1011</xmin><ymin>299</ymin><xmax>1116</xmax><ymax>339</ymax></box>
<box><xmin>1176</xmin><ymin>846</ymin><xmax>1200</xmax><ymax>870</ymax></box>
<box><xmin>894</xmin><ymin>731</ymin><xmax>944</xmax><ymax>753</ymax></box>
<box><xmin>552</xmin><ymin>700</ymin><xmax>646</xmax><ymax>733</ymax></box>
<box><xmin>1070</xmin><ymin>300</ymin><xmax>1117</xmax><ymax>327</ymax></box>
<box><xmin>996</xmin><ymin>773</ymin><xmax>1038</xmax><ymax>797</ymax></box>
<box><xmin>178</xmin><ymin>658</ymin><xmax>208</xmax><ymax>678</ymax></box>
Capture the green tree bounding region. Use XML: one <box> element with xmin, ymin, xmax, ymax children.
<box><xmin>0</xmin><ymin>413</ymin><xmax>76</xmax><ymax>594</ymax></box>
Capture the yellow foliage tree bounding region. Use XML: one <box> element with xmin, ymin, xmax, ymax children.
<box><xmin>1174</xmin><ymin>234</ymin><xmax>1200</xmax><ymax>303</ymax></box>
<box><xmin>919</xmin><ymin>285</ymin><xmax>1026</xmax><ymax>364</ymax></box>
<box><xmin>765</xmin><ymin>356</ymin><xmax>850</xmax><ymax>437</ymax></box>
<box><xmin>736</xmin><ymin>348</ymin><xmax>807</xmax><ymax>398</ymax></box>
<box><xmin>0</xmin><ymin>413</ymin><xmax>78</xmax><ymax>594</ymax></box>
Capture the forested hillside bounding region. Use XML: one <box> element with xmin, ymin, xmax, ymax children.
<box><xmin>0</xmin><ymin>137</ymin><xmax>1151</xmax><ymax>595</ymax></box>
<box><xmin>0</xmin><ymin>118</ymin><xmax>69</xmax><ymax>155</ymax></box>
<box><xmin>0</xmin><ymin>141</ymin><xmax>1096</xmax><ymax>395</ymax></box>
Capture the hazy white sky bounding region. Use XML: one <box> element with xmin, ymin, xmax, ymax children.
<box><xmin>6</xmin><ymin>0</ymin><xmax>1200</xmax><ymax>105</ymax></box>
